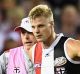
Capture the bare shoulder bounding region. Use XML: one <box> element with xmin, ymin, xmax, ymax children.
<box><xmin>65</xmin><ymin>38</ymin><xmax>80</xmax><ymax>58</ymax></box>
<box><xmin>66</xmin><ymin>38</ymin><xmax>80</xmax><ymax>49</ymax></box>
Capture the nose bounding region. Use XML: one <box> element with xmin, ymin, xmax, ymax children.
<box><xmin>34</xmin><ymin>27</ymin><xmax>39</xmax><ymax>34</ymax></box>
<box><xmin>24</xmin><ymin>32</ymin><xmax>30</xmax><ymax>39</ymax></box>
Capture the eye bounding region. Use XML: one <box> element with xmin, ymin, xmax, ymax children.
<box><xmin>32</xmin><ymin>26</ymin><xmax>35</xmax><ymax>29</ymax></box>
<box><xmin>27</xmin><ymin>32</ymin><xmax>33</xmax><ymax>34</ymax></box>
<box><xmin>38</xmin><ymin>24</ymin><xmax>45</xmax><ymax>28</ymax></box>
<box><xmin>21</xmin><ymin>29</ymin><xmax>26</xmax><ymax>34</ymax></box>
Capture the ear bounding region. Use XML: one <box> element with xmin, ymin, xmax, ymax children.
<box><xmin>50</xmin><ymin>21</ymin><xmax>54</xmax><ymax>26</ymax></box>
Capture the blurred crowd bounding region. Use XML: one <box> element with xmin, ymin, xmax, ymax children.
<box><xmin>0</xmin><ymin>0</ymin><xmax>80</xmax><ymax>55</ymax></box>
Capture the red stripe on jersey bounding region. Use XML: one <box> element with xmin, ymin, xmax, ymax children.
<box><xmin>34</xmin><ymin>42</ymin><xmax>42</xmax><ymax>74</ymax></box>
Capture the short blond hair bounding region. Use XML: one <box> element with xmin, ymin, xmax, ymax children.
<box><xmin>29</xmin><ymin>4</ymin><xmax>53</xmax><ymax>21</ymax></box>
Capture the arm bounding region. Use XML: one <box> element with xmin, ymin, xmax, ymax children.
<box><xmin>65</xmin><ymin>38</ymin><xmax>80</xmax><ymax>61</ymax></box>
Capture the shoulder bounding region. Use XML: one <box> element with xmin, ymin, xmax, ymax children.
<box><xmin>0</xmin><ymin>51</ymin><xmax>10</xmax><ymax>59</ymax></box>
<box><xmin>0</xmin><ymin>46</ymin><xmax>23</xmax><ymax>61</ymax></box>
<box><xmin>0</xmin><ymin>51</ymin><xmax>9</xmax><ymax>65</ymax></box>
<box><xmin>10</xmin><ymin>46</ymin><xmax>23</xmax><ymax>50</ymax></box>
<box><xmin>65</xmin><ymin>38</ymin><xmax>80</xmax><ymax>49</ymax></box>
<box><xmin>8</xmin><ymin>46</ymin><xmax>23</xmax><ymax>54</ymax></box>
<box><xmin>65</xmin><ymin>38</ymin><xmax>80</xmax><ymax>58</ymax></box>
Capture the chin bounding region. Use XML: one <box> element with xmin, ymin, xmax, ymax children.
<box><xmin>27</xmin><ymin>45</ymin><xmax>32</xmax><ymax>49</ymax></box>
<box><xmin>37</xmin><ymin>39</ymin><xmax>43</xmax><ymax>42</ymax></box>
<box><xmin>25</xmin><ymin>43</ymin><xmax>32</xmax><ymax>47</ymax></box>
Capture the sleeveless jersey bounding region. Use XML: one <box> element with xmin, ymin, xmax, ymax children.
<box><xmin>33</xmin><ymin>34</ymin><xmax>80</xmax><ymax>74</ymax></box>
<box><xmin>54</xmin><ymin>36</ymin><xmax>80</xmax><ymax>74</ymax></box>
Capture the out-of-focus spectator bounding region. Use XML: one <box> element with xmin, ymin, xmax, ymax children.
<box><xmin>0</xmin><ymin>8</ymin><xmax>22</xmax><ymax>54</ymax></box>
<box><xmin>8</xmin><ymin>7</ymin><xmax>25</xmax><ymax>28</ymax></box>
<box><xmin>0</xmin><ymin>31</ymin><xmax>21</xmax><ymax>55</ymax></box>
<box><xmin>8</xmin><ymin>31</ymin><xmax>21</xmax><ymax>45</ymax></box>
<box><xmin>75</xmin><ymin>26</ymin><xmax>80</xmax><ymax>40</ymax></box>
<box><xmin>0</xmin><ymin>9</ymin><xmax>11</xmax><ymax>32</ymax></box>
<box><xmin>0</xmin><ymin>8</ymin><xmax>12</xmax><ymax>54</ymax></box>
<box><xmin>1</xmin><ymin>0</ymin><xmax>15</xmax><ymax>9</ymax></box>
<box><xmin>60</xmin><ymin>5</ymin><xmax>79</xmax><ymax>38</ymax></box>
<box><xmin>21</xmin><ymin>0</ymin><xmax>34</xmax><ymax>16</ymax></box>
<box><xmin>21</xmin><ymin>0</ymin><xmax>46</xmax><ymax>16</ymax></box>
<box><xmin>3</xmin><ymin>33</ymin><xmax>21</xmax><ymax>50</ymax></box>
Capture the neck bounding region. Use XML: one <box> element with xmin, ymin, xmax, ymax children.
<box><xmin>23</xmin><ymin>45</ymin><xmax>30</xmax><ymax>53</ymax></box>
<box><xmin>43</xmin><ymin>32</ymin><xmax>57</xmax><ymax>49</ymax></box>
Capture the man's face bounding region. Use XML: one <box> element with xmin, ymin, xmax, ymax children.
<box><xmin>20</xmin><ymin>29</ymin><xmax>36</xmax><ymax>49</ymax></box>
<box><xmin>31</xmin><ymin>16</ymin><xmax>52</xmax><ymax>42</ymax></box>
<box><xmin>61</xmin><ymin>6</ymin><xmax>78</xmax><ymax>33</ymax></box>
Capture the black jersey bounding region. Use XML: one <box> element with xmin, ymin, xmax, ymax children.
<box><xmin>54</xmin><ymin>36</ymin><xmax>80</xmax><ymax>74</ymax></box>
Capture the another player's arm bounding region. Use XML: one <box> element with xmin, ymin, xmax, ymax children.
<box><xmin>66</xmin><ymin>39</ymin><xmax>80</xmax><ymax>61</ymax></box>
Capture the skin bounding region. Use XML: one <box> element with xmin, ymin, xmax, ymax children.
<box><xmin>31</xmin><ymin>16</ymin><xmax>56</xmax><ymax>49</ymax></box>
<box><xmin>66</xmin><ymin>39</ymin><xmax>80</xmax><ymax>60</ymax></box>
<box><xmin>30</xmin><ymin>16</ymin><xmax>80</xmax><ymax>61</ymax></box>
<box><xmin>20</xmin><ymin>28</ymin><xmax>36</xmax><ymax>52</ymax></box>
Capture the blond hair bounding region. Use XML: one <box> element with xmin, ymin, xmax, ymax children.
<box><xmin>29</xmin><ymin>4</ymin><xmax>53</xmax><ymax>21</ymax></box>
